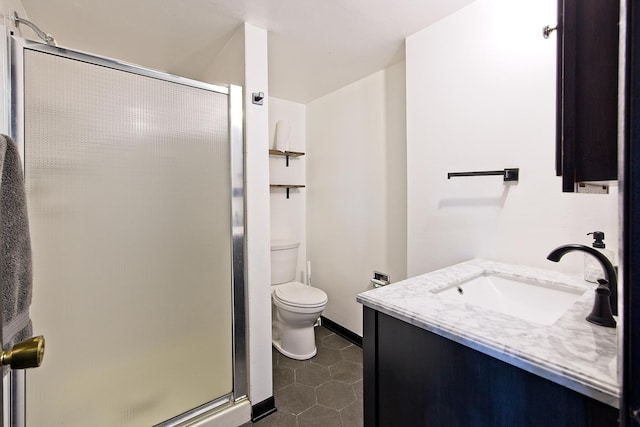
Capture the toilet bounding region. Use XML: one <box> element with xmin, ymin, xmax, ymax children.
<box><xmin>271</xmin><ymin>241</ymin><xmax>328</xmax><ymax>360</ymax></box>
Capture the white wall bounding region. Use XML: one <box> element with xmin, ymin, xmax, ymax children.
<box><xmin>242</xmin><ymin>23</ymin><xmax>273</xmax><ymax>407</ymax></box>
<box><xmin>201</xmin><ymin>25</ymin><xmax>245</xmax><ymax>88</ymax></box>
<box><xmin>269</xmin><ymin>97</ymin><xmax>307</xmax><ymax>281</ymax></box>
<box><xmin>203</xmin><ymin>22</ymin><xmax>275</xmax><ymax>410</ymax></box>
<box><xmin>307</xmin><ymin>61</ymin><xmax>407</xmax><ymax>336</ymax></box>
<box><xmin>406</xmin><ymin>0</ymin><xmax>619</xmax><ymax>277</ymax></box>
<box><xmin>198</xmin><ymin>22</ymin><xmax>277</xmax><ymax>409</ymax></box>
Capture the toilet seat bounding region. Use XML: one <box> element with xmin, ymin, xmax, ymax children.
<box><xmin>273</xmin><ymin>281</ymin><xmax>328</xmax><ymax>309</ymax></box>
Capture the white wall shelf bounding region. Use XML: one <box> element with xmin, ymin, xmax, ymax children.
<box><xmin>269</xmin><ymin>149</ymin><xmax>304</xmax><ymax>167</ymax></box>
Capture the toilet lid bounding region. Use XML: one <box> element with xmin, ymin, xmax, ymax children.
<box><xmin>274</xmin><ymin>282</ymin><xmax>328</xmax><ymax>307</ymax></box>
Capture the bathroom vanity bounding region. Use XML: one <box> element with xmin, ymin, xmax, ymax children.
<box><xmin>357</xmin><ymin>260</ymin><xmax>619</xmax><ymax>427</ymax></box>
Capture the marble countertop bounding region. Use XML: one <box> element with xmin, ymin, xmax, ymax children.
<box><xmin>356</xmin><ymin>259</ymin><xmax>619</xmax><ymax>408</ymax></box>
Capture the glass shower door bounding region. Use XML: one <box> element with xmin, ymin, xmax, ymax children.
<box><xmin>17</xmin><ymin>42</ymin><xmax>235</xmax><ymax>426</ymax></box>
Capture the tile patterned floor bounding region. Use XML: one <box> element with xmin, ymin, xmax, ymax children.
<box><xmin>248</xmin><ymin>326</ymin><xmax>363</xmax><ymax>427</ymax></box>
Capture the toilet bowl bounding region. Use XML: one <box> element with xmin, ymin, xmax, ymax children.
<box><xmin>271</xmin><ymin>241</ymin><xmax>328</xmax><ymax>360</ymax></box>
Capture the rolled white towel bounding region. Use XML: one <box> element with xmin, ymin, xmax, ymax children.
<box><xmin>274</xmin><ymin>120</ymin><xmax>290</xmax><ymax>152</ymax></box>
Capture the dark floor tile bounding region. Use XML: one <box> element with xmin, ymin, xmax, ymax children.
<box><xmin>275</xmin><ymin>383</ymin><xmax>317</xmax><ymax>415</ymax></box>
<box><xmin>278</xmin><ymin>352</ymin><xmax>311</xmax><ymax>370</ymax></box>
<box><xmin>272</xmin><ymin>347</ymin><xmax>279</xmax><ymax>366</ymax></box>
<box><xmin>322</xmin><ymin>333</ymin><xmax>352</xmax><ymax>350</ymax></box>
<box><xmin>340</xmin><ymin>344</ymin><xmax>363</xmax><ymax>364</ymax></box>
<box><xmin>252</xmin><ymin>410</ymin><xmax>298</xmax><ymax>427</ymax></box>
<box><xmin>314</xmin><ymin>325</ymin><xmax>333</xmax><ymax>340</ymax></box>
<box><xmin>295</xmin><ymin>362</ymin><xmax>331</xmax><ymax>387</ymax></box>
<box><xmin>267</xmin><ymin>324</ymin><xmax>363</xmax><ymax>427</ymax></box>
<box><xmin>330</xmin><ymin>360</ymin><xmax>363</xmax><ymax>384</ymax></box>
<box><xmin>340</xmin><ymin>401</ymin><xmax>363</xmax><ymax>427</ymax></box>
<box><xmin>273</xmin><ymin>365</ymin><xmax>294</xmax><ymax>392</ymax></box>
<box><xmin>316</xmin><ymin>380</ymin><xmax>356</xmax><ymax>410</ymax></box>
<box><xmin>353</xmin><ymin>379</ymin><xmax>363</xmax><ymax>401</ymax></box>
<box><xmin>298</xmin><ymin>405</ymin><xmax>342</xmax><ymax>427</ymax></box>
<box><xmin>310</xmin><ymin>345</ymin><xmax>342</xmax><ymax>367</ymax></box>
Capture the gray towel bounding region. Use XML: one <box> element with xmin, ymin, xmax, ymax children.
<box><xmin>0</xmin><ymin>134</ymin><xmax>33</xmax><ymax>357</ymax></box>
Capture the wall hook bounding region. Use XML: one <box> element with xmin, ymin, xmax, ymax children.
<box><xmin>543</xmin><ymin>25</ymin><xmax>557</xmax><ymax>39</ymax></box>
<box><xmin>252</xmin><ymin>92</ymin><xmax>264</xmax><ymax>105</ymax></box>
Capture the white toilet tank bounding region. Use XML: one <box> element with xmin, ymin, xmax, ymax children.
<box><xmin>271</xmin><ymin>241</ymin><xmax>300</xmax><ymax>284</ymax></box>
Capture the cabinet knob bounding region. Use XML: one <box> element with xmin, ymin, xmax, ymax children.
<box><xmin>543</xmin><ymin>25</ymin><xmax>557</xmax><ymax>39</ymax></box>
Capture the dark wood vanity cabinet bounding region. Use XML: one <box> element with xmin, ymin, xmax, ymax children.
<box><xmin>363</xmin><ymin>308</ymin><xmax>618</xmax><ymax>427</ymax></box>
<box><xmin>556</xmin><ymin>0</ymin><xmax>620</xmax><ymax>192</ymax></box>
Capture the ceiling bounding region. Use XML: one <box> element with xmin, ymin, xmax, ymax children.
<box><xmin>20</xmin><ymin>0</ymin><xmax>476</xmax><ymax>103</ymax></box>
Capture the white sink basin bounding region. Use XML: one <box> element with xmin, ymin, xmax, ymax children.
<box><xmin>435</xmin><ymin>273</ymin><xmax>585</xmax><ymax>325</ymax></box>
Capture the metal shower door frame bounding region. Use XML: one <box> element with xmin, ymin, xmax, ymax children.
<box><xmin>6</xmin><ymin>35</ymin><xmax>247</xmax><ymax>426</ymax></box>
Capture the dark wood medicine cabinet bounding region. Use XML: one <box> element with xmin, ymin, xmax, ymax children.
<box><xmin>555</xmin><ymin>0</ymin><xmax>620</xmax><ymax>192</ymax></box>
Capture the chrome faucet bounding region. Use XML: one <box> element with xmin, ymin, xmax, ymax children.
<box><xmin>547</xmin><ymin>244</ymin><xmax>617</xmax><ymax>328</ymax></box>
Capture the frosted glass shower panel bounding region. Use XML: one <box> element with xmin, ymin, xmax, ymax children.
<box><xmin>23</xmin><ymin>50</ymin><xmax>232</xmax><ymax>426</ymax></box>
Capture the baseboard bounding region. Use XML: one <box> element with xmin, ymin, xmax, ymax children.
<box><xmin>251</xmin><ymin>396</ymin><xmax>276</xmax><ymax>422</ymax></box>
<box><xmin>320</xmin><ymin>316</ymin><xmax>363</xmax><ymax>347</ymax></box>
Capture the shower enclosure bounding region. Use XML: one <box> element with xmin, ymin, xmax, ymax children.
<box><xmin>7</xmin><ymin>36</ymin><xmax>246</xmax><ymax>426</ymax></box>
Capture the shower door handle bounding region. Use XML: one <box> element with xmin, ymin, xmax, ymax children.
<box><xmin>0</xmin><ymin>336</ymin><xmax>45</xmax><ymax>369</ymax></box>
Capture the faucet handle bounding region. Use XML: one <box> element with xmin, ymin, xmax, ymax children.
<box><xmin>586</xmin><ymin>279</ymin><xmax>616</xmax><ymax>328</ymax></box>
